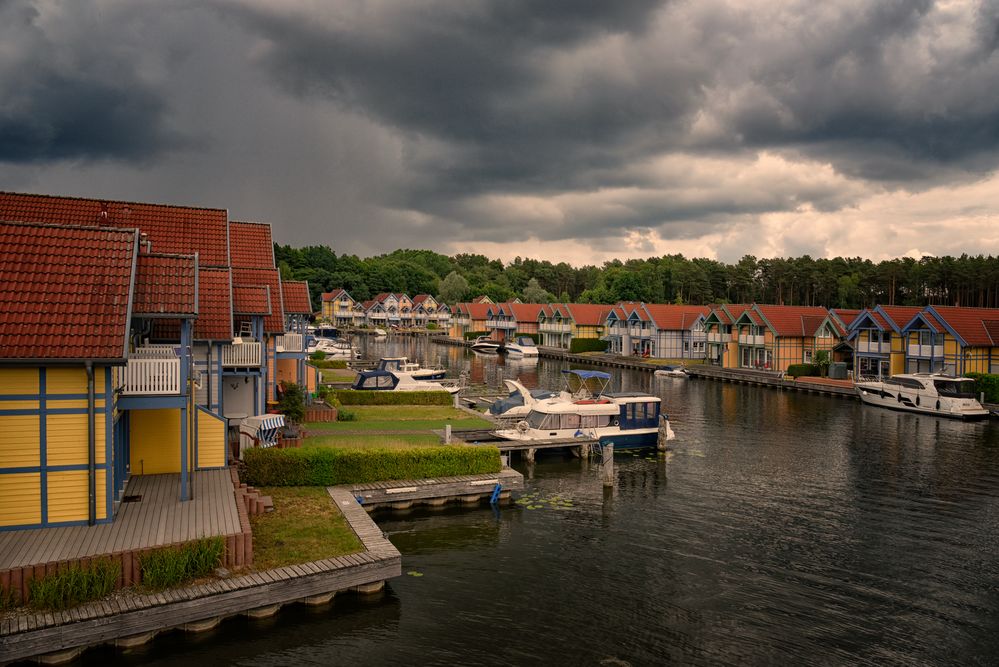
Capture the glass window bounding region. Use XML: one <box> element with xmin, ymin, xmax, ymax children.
<box><xmin>560</xmin><ymin>414</ymin><xmax>581</xmax><ymax>429</ymax></box>
<box><xmin>934</xmin><ymin>380</ymin><xmax>976</xmax><ymax>397</ymax></box>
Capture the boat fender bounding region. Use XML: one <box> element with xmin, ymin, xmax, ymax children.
<box><xmin>916</xmin><ymin>396</ymin><xmax>920</xmax><ymax>406</ymax></box>
<box><xmin>897</xmin><ymin>393</ymin><xmax>903</xmax><ymax>403</ymax></box>
<box><xmin>937</xmin><ymin>400</ymin><xmax>941</xmax><ymax>410</ymax></box>
<box><xmin>610</xmin><ymin>418</ymin><xmax>619</xmax><ymax>426</ymax></box>
<box><xmin>516</xmin><ymin>420</ymin><xmax>530</xmax><ymax>433</ymax></box>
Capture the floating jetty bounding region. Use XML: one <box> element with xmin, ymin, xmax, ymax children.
<box><xmin>346</xmin><ymin>469</ymin><xmax>523</xmax><ymax>511</ymax></box>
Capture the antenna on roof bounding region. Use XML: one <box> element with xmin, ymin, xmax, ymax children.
<box><xmin>98</xmin><ymin>202</ymin><xmax>110</xmax><ymax>223</ymax></box>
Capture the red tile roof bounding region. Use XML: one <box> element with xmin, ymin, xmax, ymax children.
<box><xmin>878</xmin><ymin>306</ymin><xmax>923</xmax><ymax>331</ymax></box>
<box><xmin>322</xmin><ymin>288</ymin><xmax>350</xmax><ymax>302</ymax></box>
<box><xmin>0</xmin><ymin>191</ymin><xmax>228</xmax><ymax>266</ymax></box>
<box><xmin>232</xmin><ymin>285</ymin><xmax>272</xmax><ymax>316</ymax></box>
<box><xmin>133</xmin><ymin>253</ymin><xmax>198</xmax><ymax>317</ymax></box>
<box><xmin>832</xmin><ymin>309</ymin><xmax>861</xmax><ymax>327</ymax></box>
<box><xmin>281</xmin><ymin>280</ymin><xmax>313</xmax><ymax>314</ymax></box>
<box><xmin>0</xmin><ymin>221</ymin><xmax>136</xmax><ymax>360</ymax></box>
<box><xmin>362</xmin><ymin>300</ymin><xmax>378</xmax><ymax>310</ymax></box>
<box><xmin>564</xmin><ymin>303</ymin><xmax>613</xmax><ymax>326</ymax></box>
<box><xmin>231</xmin><ymin>268</ymin><xmax>284</xmax><ymax>333</ymax></box>
<box><xmin>464</xmin><ymin>302</ymin><xmax>491</xmax><ymax>320</ymax></box>
<box><xmin>754</xmin><ymin>305</ymin><xmax>833</xmax><ymax>336</ymax></box>
<box><xmin>930</xmin><ymin>306</ymin><xmax>999</xmax><ymax>346</ymax></box>
<box><xmin>507</xmin><ymin>303</ymin><xmax>545</xmax><ymax>322</ymax></box>
<box><xmin>643</xmin><ymin>304</ymin><xmax>711</xmax><ymax>331</ymax></box>
<box><xmin>152</xmin><ymin>267</ymin><xmax>234</xmax><ymax>341</ymax></box>
<box><xmin>228</xmin><ymin>221</ymin><xmax>274</xmax><ymax>269</ymax></box>
<box><xmin>412</xmin><ymin>294</ymin><xmax>433</xmax><ymax>305</ymax></box>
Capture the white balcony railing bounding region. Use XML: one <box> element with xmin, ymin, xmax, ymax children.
<box><xmin>908</xmin><ymin>343</ymin><xmax>944</xmax><ymax>358</ymax></box>
<box><xmin>222</xmin><ymin>341</ymin><xmax>262</xmax><ymax>367</ymax></box>
<box><xmin>276</xmin><ymin>332</ymin><xmax>304</xmax><ymax>353</ymax></box>
<box><xmin>739</xmin><ymin>334</ymin><xmax>765</xmax><ymax>346</ymax></box>
<box><xmin>121</xmin><ymin>358</ymin><xmax>181</xmax><ymax>396</ymax></box>
<box><xmin>487</xmin><ymin>319</ymin><xmax>517</xmax><ymax>329</ymax></box>
<box><xmin>540</xmin><ymin>322</ymin><xmax>572</xmax><ymax>333</ymax></box>
<box><xmin>857</xmin><ymin>341</ymin><xmax>890</xmax><ymax>354</ymax></box>
<box><xmin>707</xmin><ymin>332</ymin><xmax>731</xmax><ymax>343</ymax></box>
<box><xmin>628</xmin><ymin>326</ymin><xmax>646</xmax><ymax>337</ymax></box>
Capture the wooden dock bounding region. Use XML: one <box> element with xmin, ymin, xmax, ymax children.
<box><xmin>685</xmin><ymin>365</ymin><xmax>859</xmax><ymax>399</ymax></box>
<box><xmin>0</xmin><ymin>487</ymin><xmax>401</xmax><ymax>664</ymax></box>
<box><xmin>344</xmin><ymin>469</ymin><xmax>524</xmax><ymax>510</ymax></box>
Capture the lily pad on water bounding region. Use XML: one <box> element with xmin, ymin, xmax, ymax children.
<box><xmin>407</xmin><ymin>571</ymin><xmax>424</xmax><ymax>577</ymax></box>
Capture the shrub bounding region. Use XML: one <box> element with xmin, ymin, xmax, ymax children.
<box><xmin>139</xmin><ymin>537</ymin><xmax>225</xmax><ymax>590</ymax></box>
<box><xmin>338</xmin><ymin>409</ymin><xmax>357</xmax><ymax>422</ymax></box>
<box><xmin>310</xmin><ymin>350</ymin><xmax>327</xmax><ymax>361</ymax></box>
<box><xmin>965</xmin><ymin>373</ymin><xmax>999</xmax><ymax>403</ymax></box>
<box><xmin>278</xmin><ymin>382</ymin><xmax>306</xmax><ymax>425</ymax></box>
<box><xmin>243</xmin><ymin>446</ymin><xmax>502</xmax><ymax>486</ymax></box>
<box><xmin>786</xmin><ymin>363</ymin><xmax>820</xmax><ymax>377</ymax></box>
<box><xmin>570</xmin><ymin>338</ymin><xmax>608</xmax><ymax>353</ymax></box>
<box><xmin>28</xmin><ymin>558</ymin><xmax>120</xmax><ymax>610</ymax></box>
<box><xmin>308</xmin><ymin>359</ymin><xmax>348</xmax><ymax>369</ymax></box>
<box><xmin>426</xmin><ymin>322</ymin><xmax>439</xmax><ymax>330</ymax></box>
<box><xmin>334</xmin><ymin>390</ymin><xmax>454</xmax><ymax>406</ymax></box>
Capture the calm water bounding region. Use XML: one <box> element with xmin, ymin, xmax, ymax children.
<box><xmin>84</xmin><ymin>337</ymin><xmax>999</xmax><ymax>666</ymax></box>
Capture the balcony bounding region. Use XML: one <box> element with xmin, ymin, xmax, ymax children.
<box><xmin>908</xmin><ymin>343</ymin><xmax>944</xmax><ymax>358</ymax></box>
<box><xmin>857</xmin><ymin>341</ymin><xmax>889</xmax><ymax>354</ymax></box>
<box><xmin>222</xmin><ymin>341</ymin><xmax>262</xmax><ymax>367</ymax></box>
<box><xmin>707</xmin><ymin>332</ymin><xmax>731</xmax><ymax>343</ymax></box>
<box><xmin>369</xmin><ymin>312</ymin><xmax>387</xmax><ymax>320</ymax></box>
<box><xmin>122</xmin><ymin>357</ymin><xmax>181</xmax><ymax>396</ymax></box>
<box><xmin>540</xmin><ymin>322</ymin><xmax>571</xmax><ymax>333</ymax></box>
<box><xmin>628</xmin><ymin>326</ymin><xmax>646</xmax><ymax>338</ymax></box>
<box><xmin>739</xmin><ymin>334</ymin><xmax>765</xmax><ymax>346</ymax></box>
<box><xmin>487</xmin><ymin>319</ymin><xmax>517</xmax><ymax>329</ymax></box>
<box><xmin>276</xmin><ymin>332</ymin><xmax>304</xmax><ymax>353</ymax></box>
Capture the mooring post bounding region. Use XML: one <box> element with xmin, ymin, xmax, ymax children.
<box><xmin>453</xmin><ymin>392</ymin><xmax>460</xmax><ymax>408</ymax></box>
<box><xmin>657</xmin><ymin>416</ymin><xmax>670</xmax><ymax>452</ymax></box>
<box><xmin>578</xmin><ymin>442</ymin><xmax>590</xmax><ymax>458</ymax></box>
<box><xmin>602</xmin><ymin>443</ymin><xmax>614</xmax><ymax>487</ymax></box>
<box><xmin>445</xmin><ymin>424</ymin><xmax>452</xmax><ymax>444</ymax></box>
<box><xmin>525</xmin><ymin>447</ymin><xmax>536</xmax><ymax>464</ymax></box>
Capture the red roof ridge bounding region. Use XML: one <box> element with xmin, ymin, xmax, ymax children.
<box><xmin>0</xmin><ymin>190</ymin><xmax>227</xmax><ymax>214</ymax></box>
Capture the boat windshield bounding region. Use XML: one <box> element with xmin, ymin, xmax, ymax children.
<box><xmin>934</xmin><ymin>380</ymin><xmax>977</xmax><ymax>398</ymax></box>
<box><xmin>526</xmin><ymin>411</ymin><xmax>557</xmax><ymax>430</ymax></box>
<box><xmin>516</xmin><ymin>337</ymin><xmax>536</xmax><ymax>347</ymax></box>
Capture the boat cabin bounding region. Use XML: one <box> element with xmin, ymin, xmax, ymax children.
<box><xmin>351</xmin><ymin>370</ymin><xmax>400</xmax><ymax>390</ymax></box>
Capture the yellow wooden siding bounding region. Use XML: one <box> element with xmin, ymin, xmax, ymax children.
<box><xmin>0</xmin><ymin>400</ymin><xmax>40</xmax><ymax>410</ymax></box>
<box><xmin>47</xmin><ymin>399</ymin><xmax>105</xmax><ymax>410</ymax></box>
<box><xmin>276</xmin><ymin>358</ymin><xmax>298</xmax><ymax>387</ymax></box>
<box><xmin>197</xmin><ymin>410</ymin><xmax>227</xmax><ymax>469</ymax></box>
<box><xmin>0</xmin><ymin>415</ymin><xmax>40</xmax><ymax>467</ymax></box>
<box><xmin>0</xmin><ymin>368</ymin><xmax>39</xmax><ymax>394</ymax></box>
<box><xmin>46</xmin><ymin>367</ymin><xmax>106</xmax><ymax>395</ymax></box>
<box><xmin>46</xmin><ymin>413</ymin><xmax>106</xmax><ymax>466</ymax></box>
<box><xmin>0</xmin><ymin>473</ymin><xmax>41</xmax><ymax>527</ymax></box>
<box><xmin>130</xmin><ymin>409</ymin><xmax>181</xmax><ymax>474</ymax></box>
<box><xmin>47</xmin><ymin>469</ymin><xmax>107</xmax><ymax>523</ymax></box>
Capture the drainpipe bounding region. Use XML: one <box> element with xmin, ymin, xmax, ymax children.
<box><xmin>86</xmin><ymin>361</ymin><xmax>96</xmax><ymax>526</ymax></box>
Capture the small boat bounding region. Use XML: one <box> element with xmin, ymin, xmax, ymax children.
<box><xmin>308</xmin><ymin>337</ymin><xmax>359</xmax><ymax>359</ymax></box>
<box><xmin>376</xmin><ymin>356</ymin><xmax>447</xmax><ymax>381</ymax></box>
<box><xmin>488</xmin><ymin>379</ymin><xmax>559</xmax><ymax>422</ymax></box>
<box><xmin>494</xmin><ymin>370</ymin><xmax>675</xmax><ymax>449</ymax></box>
<box><xmin>854</xmin><ymin>373</ymin><xmax>988</xmax><ymax>420</ymax></box>
<box><xmin>470</xmin><ymin>335</ymin><xmax>501</xmax><ymax>353</ymax></box>
<box><xmin>654</xmin><ymin>365</ymin><xmax>687</xmax><ymax>378</ymax></box>
<box><xmin>373</xmin><ymin>328</ymin><xmax>387</xmax><ymax>337</ymax></box>
<box><xmin>351</xmin><ymin>369</ymin><xmax>461</xmax><ymax>394</ymax></box>
<box><xmin>504</xmin><ymin>336</ymin><xmax>539</xmax><ymax>357</ymax></box>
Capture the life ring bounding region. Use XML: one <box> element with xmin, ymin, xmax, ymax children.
<box><xmin>610</xmin><ymin>418</ymin><xmax>619</xmax><ymax>426</ymax></box>
<box><xmin>516</xmin><ymin>420</ymin><xmax>530</xmax><ymax>433</ymax></box>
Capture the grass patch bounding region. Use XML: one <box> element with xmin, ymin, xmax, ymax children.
<box><xmin>139</xmin><ymin>537</ymin><xmax>225</xmax><ymax>590</ymax></box>
<box><xmin>334</xmin><ymin>390</ymin><xmax>454</xmax><ymax>406</ymax></box>
<box><xmin>309</xmin><ymin>359</ymin><xmax>349</xmax><ymax>369</ymax></box>
<box><xmin>250</xmin><ymin>487</ymin><xmax>363</xmax><ymax>570</ymax></box>
<box><xmin>27</xmin><ymin>559</ymin><xmax>120</xmax><ymax>610</ymax></box>
<box><xmin>321</xmin><ymin>369</ymin><xmax>357</xmax><ymax>383</ymax></box>
<box><xmin>305</xmin><ymin>406</ymin><xmax>493</xmax><ymax>433</ymax></box>
<box><xmin>304</xmin><ymin>434</ymin><xmax>443</xmax><ymax>449</ymax></box>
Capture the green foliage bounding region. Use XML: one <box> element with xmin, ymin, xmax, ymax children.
<box><xmin>333</xmin><ymin>389</ymin><xmax>455</xmax><ymax>406</ymax></box>
<box><xmin>965</xmin><ymin>373</ymin><xmax>999</xmax><ymax>403</ymax></box>
<box><xmin>310</xmin><ymin>358</ymin><xmax>348</xmax><ymax>369</ymax></box>
<box><xmin>278</xmin><ymin>382</ymin><xmax>306</xmax><ymax>425</ymax></box>
<box><xmin>426</xmin><ymin>322</ymin><xmax>439</xmax><ymax>330</ymax></box>
<box><xmin>438</xmin><ymin>270</ymin><xmax>469</xmax><ymax>304</ymax></box>
<box><xmin>338</xmin><ymin>409</ymin><xmax>357</xmax><ymax>421</ymax></box>
<box><xmin>139</xmin><ymin>537</ymin><xmax>225</xmax><ymax>590</ymax></box>
<box><xmin>310</xmin><ymin>350</ymin><xmax>327</xmax><ymax>361</ymax></box>
<box><xmin>787</xmin><ymin>363</ymin><xmax>820</xmax><ymax>377</ymax></box>
<box><xmin>27</xmin><ymin>558</ymin><xmax>120</xmax><ymax>610</ymax></box>
<box><xmin>570</xmin><ymin>338</ymin><xmax>609</xmax><ymax>353</ymax></box>
<box><xmin>243</xmin><ymin>446</ymin><xmax>502</xmax><ymax>486</ymax></box>
<box><xmin>0</xmin><ymin>586</ymin><xmax>15</xmax><ymax>611</ymax></box>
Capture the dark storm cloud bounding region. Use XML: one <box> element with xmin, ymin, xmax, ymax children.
<box><xmin>0</xmin><ymin>1</ymin><xmax>185</xmax><ymax>163</ymax></box>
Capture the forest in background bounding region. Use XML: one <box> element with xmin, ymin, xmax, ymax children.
<box><xmin>275</xmin><ymin>245</ymin><xmax>999</xmax><ymax>311</ymax></box>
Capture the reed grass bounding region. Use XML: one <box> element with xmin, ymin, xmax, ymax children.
<box><xmin>139</xmin><ymin>537</ymin><xmax>225</xmax><ymax>590</ymax></box>
<box><xmin>27</xmin><ymin>559</ymin><xmax>120</xmax><ymax>611</ymax></box>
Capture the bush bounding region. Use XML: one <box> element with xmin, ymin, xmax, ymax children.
<box><xmin>243</xmin><ymin>445</ymin><xmax>502</xmax><ymax>486</ymax></box>
<box><xmin>139</xmin><ymin>537</ymin><xmax>225</xmax><ymax>590</ymax></box>
<box><xmin>426</xmin><ymin>322</ymin><xmax>439</xmax><ymax>330</ymax></box>
<box><xmin>310</xmin><ymin>350</ymin><xmax>327</xmax><ymax>361</ymax></box>
<box><xmin>570</xmin><ymin>338</ymin><xmax>608</xmax><ymax>353</ymax></box>
<box><xmin>514</xmin><ymin>332</ymin><xmax>539</xmax><ymax>343</ymax></box>
<box><xmin>338</xmin><ymin>409</ymin><xmax>357</xmax><ymax>422</ymax></box>
<box><xmin>278</xmin><ymin>382</ymin><xmax>306</xmax><ymax>425</ymax></box>
<box><xmin>309</xmin><ymin>359</ymin><xmax>348</xmax><ymax>369</ymax></box>
<box><xmin>27</xmin><ymin>558</ymin><xmax>120</xmax><ymax>610</ymax></box>
<box><xmin>786</xmin><ymin>363</ymin><xmax>820</xmax><ymax>377</ymax></box>
<box><xmin>965</xmin><ymin>373</ymin><xmax>999</xmax><ymax>403</ymax></box>
<box><xmin>334</xmin><ymin>390</ymin><xmax>454</xmax><ymax>406</ymax></box>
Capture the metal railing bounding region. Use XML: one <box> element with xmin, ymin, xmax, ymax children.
<box><xmin>487</xmin><ymin>319</ymin><xmax>517</xmax><ymax>328</ymax></box>
<box><xmin>222</xmin><ymin>341</ymin><xmax>262</xmax><ymax>367</ymax></box>
<box><xmin>121</xmin><ymin>358</ymin><xmax>181</xmax><ymax>395</ymax></box>
<box><xmin>907</xmin><ymin>344</ymin><xmax>944</xmax><ymax>357</ymax></box>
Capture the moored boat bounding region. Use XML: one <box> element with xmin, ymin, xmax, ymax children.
<box><xmin>504</xmin><ymin>336</ymin><xmax>539</xmax><ymax>357</ymax></box>
<box><xmin>470</xmin><ymin>335</ymin><xmax>501</xmax><ymax>353</ymax></box>
<box><xmin>854</xmin><ymin>373</ymin><xmax>988</xmax><ymax>420</ymax></box>
<box><xmin>351</xmin><ymin>369</ymin><xmax>461</xmax><ymax>394</ymax></box>
<box><xmin>376</xmin><ymin>356</ymin><xmax>447</xmax><ymax>380</ymax></box>
<box><xmin>653</xmin><ymin>365</ymin><xmax>687</xmax><ymax>378</ymax></box>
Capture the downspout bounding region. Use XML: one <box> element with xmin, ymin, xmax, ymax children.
<box><xmin>86</xmin><ymin>361</ymin><xmax>96</xmax><ymax>526</ymax></box>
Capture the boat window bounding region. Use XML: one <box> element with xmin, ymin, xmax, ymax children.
<box><xmin>527</xmin><ymin>411</ymin><xmax>553</xmax><ymax>429</ymax></box>
<box><xmin>934</xmin><ymin>380</ymin><xmax>977</xmax><ymax>398</ymax></box>
<box><xmin>560</xmin><ymin>414</ymin><xmax>581</xmax><ymax>429</ymax></box>
<box><xmin>580</xmin><ymin>414</ymin><xmax>611</xmax><ymax>428</ymax></box>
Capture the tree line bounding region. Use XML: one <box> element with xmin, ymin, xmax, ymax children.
<box><xmin>274</xmin><ymin>245</ymin><xmax>999</xmax><ymax>311</ymax></box>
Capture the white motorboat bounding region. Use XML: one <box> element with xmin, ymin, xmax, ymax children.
<box><xmin>376</xmin><ymin>356</ymin><xmax>447</xmax><ymax>381</ymax></box>
<box><xmin>373</xmin><ymin>328</ymin><xmax>387</xmax><ymax>337</ymax></box>
<box><xmin>654</xmin><ymin>365</ymin><xmax>687</xmax><ymax>378</ymax></box>
<box><xmin>487</xmin><ymin>379</ymin><xmax>559</xmax><ymax>423</ymax></box>
<box><xmin>308</xmin><ymin>337</ymin><xmax>359</xmax><ymax>359</ymax></box>
<box><xmin>494</xmin><ymin>370</ymin><xmax>675</xmax><ymax>449</ymax></box>
<box><xmin>351</xmin><ymin>369</ymin><xmax>461</xmax><ymax>394</ymax></box>
<box><xmin>504</xmin><ymin>336</ymin><xmax>539</xmax><ymax>357</ymax></box>
<box><xmin>855</xmin><ymin>373</ymin><xmax>988</xmax><ymax>420</ymax></box>
<box><xmin>470</xmin><ymin>335</ymin><xmax>501</xmax><ymax>353</ymax></box>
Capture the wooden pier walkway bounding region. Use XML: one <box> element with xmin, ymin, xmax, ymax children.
<box><xmin>345</xmin><ymin>469</ymin><xmax>524</xmax><ymax>510</ymax></box>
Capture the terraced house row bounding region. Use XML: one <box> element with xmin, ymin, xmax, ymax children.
<box><xmin>0</xmin><ymin>191</ymin><xmax>314</xmax><ymax>531</ymax></box>
<box><xmin>320</xmin><ymin>289</ymin><xmax>452</xmax><ymax>329</ymax></box>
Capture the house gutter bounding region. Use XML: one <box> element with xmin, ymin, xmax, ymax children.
<box><xmin>86</xmin><ymin>361</ymin><xmax>96</xmax><ymax>526</ymax></box>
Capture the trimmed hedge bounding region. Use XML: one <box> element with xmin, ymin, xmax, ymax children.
<box><xmin>786</xmin><ymin>363</ymin><xmax>820</xmax><ymax>377</ymax></box>
<box><xmin>333</xmin><ymin>390</ymin><xmax>454</xmax><ymax>406</ymax></box>
<box><xmin>570</xmin><ymin>338</ymin><xmax>608</xmax><ymax>353</ymax></box>
<box><xmin>966</xmin><ymin>373</ymin><xmax>999</xmax><ymax>403</ymax></box>
<box><xmin>243</xmin><ymin>446</ymin><xmax>502</xmax><ymax>486</ymax></box>
<box><xmin>309</xmin><ymin>359</ymin><xmax>349</xmax><ymax>369</ymax></box>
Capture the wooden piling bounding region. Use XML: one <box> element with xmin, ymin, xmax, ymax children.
<box><xmin>602</xmin><ymin>443</ymin><xmax>614</xmax><ymax>487</ymax></box>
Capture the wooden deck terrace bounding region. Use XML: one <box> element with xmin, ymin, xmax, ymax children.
<box><xmin>0</xmin><ymin>470</ymin><xmax>247</xmax><ymax>603</ymax></box>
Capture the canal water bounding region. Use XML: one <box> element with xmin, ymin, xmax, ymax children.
<box><xmin>86</xmin><ymin>337</ymin><xmax>999</xmax><ymax>665</ymax></box>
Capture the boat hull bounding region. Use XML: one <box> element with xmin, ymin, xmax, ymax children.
<box><xmin>856</xmin><ymin>387</ymin><xmax>989</xmax><ymax>420</ymax></box>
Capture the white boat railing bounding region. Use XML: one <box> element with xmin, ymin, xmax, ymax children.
<box><xmin>121</xmin><ymin>358</ymin><xmax>181</xmax><ymax>395</ymax></box>
<box><xmin>222</xmin><ymin>341</ymin><xmax>263</xmax><ymax>367</ymax></box>
<box><xmin>276</xmin><ymin>332</ymin><xmax>304</xmax><ymax>353</ymax></box>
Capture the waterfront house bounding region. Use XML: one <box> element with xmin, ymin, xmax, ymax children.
<box><xmin>486</xmin><ymin>303</ymin><xmax>544</xmax><ymax>343</ymax></box>
<box><xmin>449</xmin><ymin>302</ymin><xmax>491</xmax><ymax>340</ymax></box>
<box><xmin>702</xmin><ymin>304</ymin><xmax>751</xmax><ymax>367</ymax></box>
<box><xmin>901</xmin><ymin>306</ymin><xmax>999</xmax><ymax>375</ymax></box>
<box><xmin>471</xmin><ymin>295</ymin><xmax>494</xmax><ymax>304</ymax></box>
<box><xmin>363</xmin><ymin>300</ymin><xmax>386</xmax><ymax>328</ymax></box>
<box><xmin>321</xmin><ymin>288</ymin><xmax>356</xmax><ymax>328</ymax></box>
<box><xmin>733</xmin><ymin>304</ymin><xmax>844</xmax><ymax>371</ymax></box>
<box><xmin>412</xmin><ymin>294</ymin><xmax>441</xmax><ymax>329</ymax></box>
<box><xmin>848</xmin><ymin>306</ymin><xmax>922</xmax><ymax>378</ymax></box>
<box><xmin>641</xmin><ymin>304</ymin><xmax>711</xmax><ymax>360</ymax></box>
<box><xmin>538</xmin><ymin>304</ymin><xmax>613</xmax><ymax>349</ymax></box>
<box><xmin>278</xmin><ymin>280</ymin><xmax>314</xmax><ymax>393</ymax></box>
<box><xmin>605</xmin><ymin>303</ymin><xmax>654</xmax><ymax>356</ymax></box>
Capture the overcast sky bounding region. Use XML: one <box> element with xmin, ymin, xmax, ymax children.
<box><xmin>3</xmin><ymin>0</ymin><xmax>999</xmax><ymax>265</ymax></box>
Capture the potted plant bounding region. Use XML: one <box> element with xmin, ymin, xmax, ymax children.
<box><xmin>277</xmin><ymin>381</ymin><xmax>306</xmax><ymax>447</ymax></box>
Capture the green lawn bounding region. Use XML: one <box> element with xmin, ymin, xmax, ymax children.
<box><xmin>250</xmin><ymin>487</ymin><xmax>363</xmax><ymax>570</ymax></box>
<box><xmin>303</xmin><ymin>434</ymin><xmax>443</xmax><ymax>449</ymax></box>
<box><xmin>321</xmin><ymin>369</ymin><xmax>357</xmax><ymax>383</ymax></box>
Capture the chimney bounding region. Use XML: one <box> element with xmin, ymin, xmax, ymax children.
<box><xmin>139</xmin><ymin>233</ymin><xmax>152</xmax><ymax>254</ymax></box>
